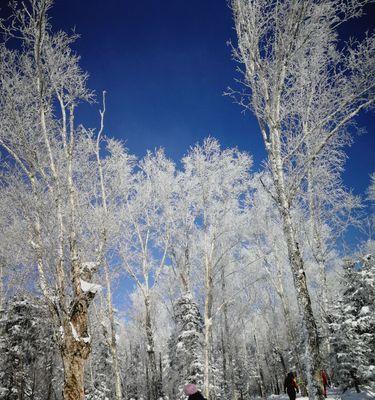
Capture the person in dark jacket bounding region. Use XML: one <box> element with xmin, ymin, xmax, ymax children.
<box><xmin>183</xmin><ymin>383</ymin><xmax>206</xmax><ymax>400</ymax></box>
<box><xmin>322</xmin><ymin>369</ymin><xmax>329</xmax><ymax>397</ymax></box>
<box><xmin>284</xmin><ymin>371</ymin><xmax>299</xmax><ymax>400</ymax></box>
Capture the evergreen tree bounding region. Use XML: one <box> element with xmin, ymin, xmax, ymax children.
<box><xmin>329</xmin><ymin>255</ymin><xmax>375</xmax><ymax>388</ymax></box>
<box><xmin>169</xmin><ymin>294</ymin><xmax>204</xmax><ymax>400</ymax></box>
<box><xmin>125</xmin><ymin>343</ymin><xmax>147</xmax><ymax>400</ymax></box>
<box><xmin>85</xmin><ymin>340</ymin><xmax>112</xmax><ymax>400</ymax></box>
<box><xmin>0</xmin><ymin>296</ymin><xmax>57</xmax><ymax>400</ymax></box>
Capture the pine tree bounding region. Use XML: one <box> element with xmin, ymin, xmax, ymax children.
<box><xmin>329</xmin><ymin>255</ymin><xmax>375</xmax><ymax>388</ymax></box>
<box><xmin>125</xmin><ymin>343</ymin><xmax>147</xmax><ymax>400</ymax></box>
<box><xmin>169</xmin><ymin>293</ymin><xmax>204</xmax><ymax>400</ymax></box>
<box><xmin>0</xmin><ymin>296</ymin><xmax>57</xmax><ymax>399</ymax></box>
<box><xmin>85</xmin><ymin>340</ymin><xmax>112</xmax><ymax>400</ymax></box>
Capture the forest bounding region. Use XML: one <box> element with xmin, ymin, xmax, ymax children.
<box><xmin>0</xmin><ymin>1</ymin><xmax>374</xmax><ymax>400</ymax></box>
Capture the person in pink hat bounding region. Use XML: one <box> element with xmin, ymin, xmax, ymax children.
<box><xmin>183</xmin><ymin>383</ymin><xmax>206</xmax><ymax>399</ymax></box>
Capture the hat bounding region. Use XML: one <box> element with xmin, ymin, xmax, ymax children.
<box><xmin>183</xmin><ymin>383</ymin><xmax>198</xmax><ymax>395</ymax></box>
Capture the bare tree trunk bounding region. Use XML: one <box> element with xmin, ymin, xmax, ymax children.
<box><xmin>279</xmin><ymin>210</ymin><xmax>322</xmax><ymax>398</ymax></box>
<box><xmin>307</xmin><ymin>147</ymin><xmax>329</xmax><ymax>321</ymax></box>
<box><xmin>264</xmin><ymin>245</ymin><xmax>308</xmax><ymax>396</ymax></box>
<box><xmin>203</xmin><ymin>258</ymin><xmax>213</xmax><ymax>400</ymax></box>
<box><xmin>276</xmin><ymin>271</ymin><xmax>308</xmax><ymax>396</ymax></box>
<box><xmin>103</xmin><ymin>263</ymin><xmax>123</xmax><ymax>400</ymax></box>
<box><xmin>62</xmin><ymin>335</ymin><xmax>89</xmax><ymax>400</ymax></box>
<box><xmin>61</xmin><ymin>292</ymin><xmax>93</xmax><ymax>400</ymax></box>
<box><xmin>145</xmin><ymin>295</ymin><xmax>160</xmax><ymax>400</ymax></box>
<box><xmin>62</xmin><ymin>354</ymin><xmax>86</xmax><ymax>400</ymax></box>
<box><xmin>45</xmin><ymin>354</ymin><xmax>54</xmax><ymax>400</ymax></box>
<box><xmin>221</xmin><ymin>266</ymin><xmax>235</xmax><ymax>399</ymax></box>
<box><xmin>308</xmin><ymin>179</ymin><xmax>331</xmax><ymax>362</ymax></box>
<box><xmin>0</xmin><ymin>262</ymin><xmax>3</xmax><ymax>312</ymax></box>
<box><xmin>220</xmin><ymin>328</ymin><xmax>228</xmax><ymax>396</ymax></box>
<box><xmin>110</xmin><ymin>328</ymin><xmax>123</xmax><ymax>400</ymax></box>
<box><xmin>159</xmin><ymin>352</ymin><xmax>163</xmax><ymax>393</ymax></box>
<box><xmin>254</xmin><ymin>335</ymin><xmax>267</xmax><ymax>400</ymax></box>
<box><xmin>269</xmin><ymin>128</ymin><xmax>323</xmax><ymax>400</ymax></box>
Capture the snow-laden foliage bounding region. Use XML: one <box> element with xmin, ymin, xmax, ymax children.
<box><xmin>168</xmin><ymin>294</ymin><xmax>204</xmax><ymax>399</ymax></box>
<box><xmin>0</xmin><ymin>296</ymin><xmax>60</xmax><ymax>399</ymax></box>
<box><xmin>0</xmin><ymin>1</ymin><xmax>374</xmax><ymax>400</ymax></box>
<box><xmin>329</xmin><ymin>255</ymin><xmax>375</xmax><ymax>388</ymax></box>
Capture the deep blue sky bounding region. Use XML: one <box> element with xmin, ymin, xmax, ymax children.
<box><xmin>1</xmin><ymin>1</ymin><xmax>374</xmax><ymax>195</ymax></box>
<box><xmin>0</xmin><ymin>0</ymin><xmax>373</xmax><ymax>308</ymax></box>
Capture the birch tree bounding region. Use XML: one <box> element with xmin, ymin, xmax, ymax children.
<box><xmin>246</xmin><ymin>174</ymin><xmax>309</xmax><ymax>394</ymax></box>
<box><xmin>182</xmin><ymin>138</ymin><xmax>252</xmax><ymax>399</ymax></box>
<box><xmin>116</xmin><ymin>149</ymin><xmax>175</xmax><ymax>400</ymax></box>
<box><xmin>230</xmin><ymin>1</ymin><xmax>374</xmax><ymax>398</ymax></box>
<box><xmin>0</xmin><ymin>1</ymin><xmax>127</xmax><ymax>398</ymax></box>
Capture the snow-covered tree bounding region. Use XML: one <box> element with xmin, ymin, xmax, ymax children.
<box><xmin>0</xmin><ymin>2</ymin><xmax>131</xmax><ymax>398</ymax></box>
<box><xmin>0</xmin><ymin>296</ymin><xmax>59</xmax><ymax>399</ymax></box>
<box><xmin>116</xmin><ymin>149</ymin><xmax>175</xmax><ymax>400</ymax></box>
<box><xmin>168</xmin><ymin>293</ymin><xmax>205</xmax><ymax>400</ymax></box>
<box><xmin>329</xmin><ymin>254</ymin><xmax>375</xmax><ymax>389</ymax></box>
<box><xmin>230</xmin><ymin>0</ymin><xmax>374</xmax><ymax>398</ymax></box>
<box><xmin>181</xmin><ymin>138</ymin><xmax>252</xmax><ymax>399</ymax></box>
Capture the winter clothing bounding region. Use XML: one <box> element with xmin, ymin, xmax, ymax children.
<box><xmin>183</xmin><ymin>384</ymin><xmax>206</xmax><ymax>400</ymax></box>
<box><xmin>184</xmin><ymin>383</ymin><xmax>198</xmax><ymax>395</ymax></box>
<box><xmin>284</xmin><ymin>372</ymin><xmax>299</xmax><ymax>400</ymax></box>
<box><xmin>188</xmin><ymin>392</ymin><xmax>206</xmax><ymax>400</ymax></box>
<box><xmin>322</xmin><ymin>370</ymin><xmax>328</xmax><ymax>397</ymax></box>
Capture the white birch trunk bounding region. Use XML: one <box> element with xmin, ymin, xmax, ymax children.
<box><xmin>203</xmin><ymin>257</ymin><xmax>213</xmax><ymax>400</ymax></box>
<box><xmin>145</xmin><ymin>294</ymin><xmax>160</xmax><ymax>400</ymax></box>
<box><xmin>269</xmin><ymin>126</ymin><xmax>323</xmax><ymax>400</ymax></box>
<box><xmin>103</xmin><ymin>263</ymin><xmax>123</xmax><ymax>400</ymax></box>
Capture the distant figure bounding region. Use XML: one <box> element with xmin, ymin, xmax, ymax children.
<box><xmin>322</xmin><ymin>369</ymin><xmax>329</xmax><ymax>398</ymax></box>
<box><xmin>183</xmin><ymin>383</ymin><xmax>206</xmax><ymax>400</ymax></box>
<box><xmin>342</xmin><ymin>370</ymin><xmax>361</xmax><ymax>394</ymax></box>
<box><xmin>184</xmin><ymin>383</ymin><xmax>206</xmax><ymax>400</ymax></box>
<box><xmin>284</xmin><ymin>371</ymin><xmax>299</xmax><ymax>400</ymax></box>
<box><xmin>349</xmin><ymin>370</ymin><xmax>361</xmax><ymax>393</ymax></box>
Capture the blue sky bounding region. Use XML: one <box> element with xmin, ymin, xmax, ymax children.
<box><xmin>0</xmin><ymin>0</ymin><xmax>373</xmax><ymax>309</ymax></box>
<box><xmin>0</xmin><ymin>0</ymin><xmax>372</xmax><ymax>193</ymax></box>
<box><xmin>46</xmin><ymin>0</ymin><xmax>374</xmax><ymax>197</ymax></box>
<box><xmin>49</xmin><ymin>0</ymin><xmax>266</xmax><ymax>164</ymax></box>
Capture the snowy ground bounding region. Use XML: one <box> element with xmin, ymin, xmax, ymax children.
<box><xmin>268</xmin><ymin>387</ymin><xmax>375</xmax><ymax>400</ymax></box>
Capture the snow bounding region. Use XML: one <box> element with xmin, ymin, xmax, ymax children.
<box><xmin>69</xmin><ymin>322</ymin><xmax>91</xmax><ymax>343</ymax></box>
<box><xmin>81</xmin><ymin>261</ymin><xmax>97</xmax><ymax>271</ymax></box>
<box><xmin>339</xmin><ymin>387</ymin><xmax>375</xmax><ymax>400</ymax></box>
<box><xmin>82</xmin><ymin>335</ymin><xmax>91</xmax><ymax>344</ymax></box>
<box><xmin>267</xmin><ymin>388</ymin><xmax>375</xmax><ymax>400</ymax></box>
<box><xmin>80</xmin><ymin>279</ymin><xmax>102</xmax><ymax>294</ymax></box>
<box><xmin>70</xmin><ymin>322</ymin><xmax>79</xmax><ymax>341</ymax></box>
<box><xmin>180</xmin><ymin>329</ymin><xmax>196</xmax><ymax>338</ymax></box>
<box><xmin>359</xmin><ymin>306</ymin><xmax>370</xmax><ymax>316</ymax></box>
<box><xmin>59</xmin><ymin>326</ymin><xmax>64</xmax><ymax>339</ymax></box>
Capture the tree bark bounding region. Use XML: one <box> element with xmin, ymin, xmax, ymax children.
<box><xmin>145</xmin><ymin>295</ymin><xmax>160</xmax><ymax>400</ymax></box>
<box><xmin>62</xmin><ymin>354</ymin><xmax>85</xmax><ymax>400</ymax></box>
<box><xmin>221</xmin><ymin>265</ymin><xmax>236</xmax><ymax>399</ymax></box>
<box><xmin>61</xmin><ymin>295</ymin><xmax>92</xmax><ymax>400</ymax></box>
<box><xmin>275</xmin><ymin>268</ymin><xmax>308</xmax><ymax>396</ymax></box>
<box><xmin>269</xmin><ymin>128</ymin><xmax>323</xmax><ymax>400</ymax></box>
<box><xmin>254</xmin><ymin>335</ymin><xmax>267</xmax><ymax>400</ymax></box>
<box><xmin>203</xmin><ymin>258</ymin><xmax>213</xmax><ymax>400</ymax></box>
<box><xmin>103</xmin><ymin>263</ymin><xmax>123</xmax><ymax>400</ymax></box>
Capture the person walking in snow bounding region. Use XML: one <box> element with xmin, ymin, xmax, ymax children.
<box><xmin>322</xmin><ymin>369</ymin><xmax>329</xmax><ymax>398</ymax></box>
<box><xmin>284</xmin><ymin>372</ymin><xmax>299</xmax><ymax>400</ymax></box>
<box><xmin>183</xmin><ymin>383</ymin><xmax>206</xmax><ymax>400</ymax></box>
